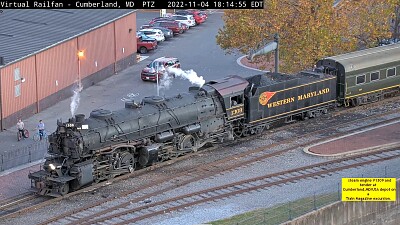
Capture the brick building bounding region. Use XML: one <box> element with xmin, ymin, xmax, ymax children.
<box><xmin>0</xmin><ymin>9</ymin><xmax>138</xmax><ymax>129</ymax></box>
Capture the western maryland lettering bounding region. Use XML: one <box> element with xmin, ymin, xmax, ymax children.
<box><xmin>267</xmin><ymin>97</ymin><xmax>295</xmax><ymax>108</ymax></box>
<box><xmin>259</xmin><ymin>88</ymin><xmax>330</xmax><ymax>108</ymax></box>
<box><xmin>297</xmin><ymin>88</ymin><xmax>330</xmax><ymax>101</ymax></box>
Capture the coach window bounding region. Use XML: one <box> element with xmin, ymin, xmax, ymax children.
<box><xmin>356</xmin><ymin>74</ymin><xmax>366</xmax><ymax>85</ymax></box>
<box><xmin>387</xmin><ymin>68</ymin><xmax>396</xmax><ymax>77</ymax></box>
<box><xmin>370</xmin><ymin>72</ymin><xmax>379</xmax><ymax>82</ymax></box>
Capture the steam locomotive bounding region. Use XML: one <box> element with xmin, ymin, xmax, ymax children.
<box><xmin>29</xmin><ymin>43</ymin><xmax>400</xmax><ymax>196</ymax></box>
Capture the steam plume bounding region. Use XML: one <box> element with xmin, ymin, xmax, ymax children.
<box><xmin>166</xmin><ymin>68</ymin><xmax>205</xmax><ymax>87</ymax></box>
<box><xmin>70</xmin><ymin>81</ymin><xmax>83</xmax><ymax>116</ymax></box>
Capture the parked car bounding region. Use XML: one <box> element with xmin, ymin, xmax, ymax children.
<box><xmin>136</xmin><ymin>34</ymin><xmax>157</xmax><ymax>54</ymax></box>
<box><xmin>151</xmin><ymin>21</ymin><xmax>184</xmax><ymax>35</ymax></box>
<box><xmin>141</xmin><ymin>57</ymin><xmax>181</xmax><ymax>81</ymax></box>
<box><xmin>176</xmin><ymin>10</ymin><xmax>207</xmax><ymax>23</ymax></box>
<box><xmin>140</xmin><ymin>25</ymin><xmax>173</xmax><ymax>40</ymax></box>
<box><xmin>186</xmin><ymin>10</ymin><xmax>207</xmax><ymax>24</ymax></box>
<box><xmin>169</xmin><ymin>14</ymin><xmax>196</xmax><ymax>28</ymax></box>
<box><xmin>180</xmin><ymin>22</ymin><xmax>189</xmax><ymax>32</ymax></box>
<box><xmin>149</xmin><ymin>17</ymin><xmax>177</xmax><ymax>25</ymax></box>
<box><xmin>139</xmin><ymin>28</ymin><xmax>165</xmax><ymax>42</ymax></box>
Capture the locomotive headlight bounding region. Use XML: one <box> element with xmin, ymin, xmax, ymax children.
<box><xmin>49</xmin><ymin>164</ymin><xmax>56</xmax><ymax>170</ymax></box>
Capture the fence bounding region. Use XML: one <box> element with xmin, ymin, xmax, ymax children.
<box><xmin>0</xmin><ymin>141</ymin><xmax>48</xmax><ymax>172</ymax></box>
<box><xmin>234</xmin><ymin>165</ymin><xmax>400</xmax><ymax>225</ymax></box>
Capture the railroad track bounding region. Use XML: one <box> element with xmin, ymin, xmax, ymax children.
<box><xmin>0</xmin><ymin>193</ymin><xmax>46</xmax><ymax>217</ymax></box>
<box><xmin>52</xmin><ymin>146</ymin><xmax>400</xmax><ymax>225</ymax></box>
<box><xmin>36</xmin><ymin>113</ymin><xmax>400</xmax><ymax>225</ymax></box>
<box><xmin>3</xmin><ymin>102</ymin><xmax>400</xmax><ymax>223</ymax></box>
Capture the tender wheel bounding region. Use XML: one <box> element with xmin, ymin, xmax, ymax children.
<box><xmin>59</xmin><ymin>183</ymin><xmax>70</xmax><ymax>196</ymax></box>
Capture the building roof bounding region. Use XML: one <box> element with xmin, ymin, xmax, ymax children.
<box><xmin>0</xmin><ymin>9</ymin><xmax>135</xmax><ymax>67</ymax></box>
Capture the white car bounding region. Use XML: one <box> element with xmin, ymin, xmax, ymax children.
<box><xmin>139</xmin><ymin>28</ymin><xmax>165</xmax><ymax>42</ymax></box>
<box><xmin>170</xmin><ymin>14</ymin><xmax>196</xmax><ymax>28</ymax></box>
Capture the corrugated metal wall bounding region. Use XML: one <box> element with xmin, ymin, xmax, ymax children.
<box><xmin>77</xmin><ymin>23</ymin><xmax>115</xmax><ymax>78</ymax></box>
<box><xmin>0</xmin><ymin>56</ymin><xmax>37</xmax><ymax>118</ymax></box>
<box><xmin>114</xmin><ymin>12</ymin><xmax>137</xmax><ymax>61</ymax></box>
<box><xmin>36</xmin><ymin>40</ymin><xmax>78</xmax><ymax>102</ymax></box>
<box><xmin>0</xmin><ymin>11</ymin><xmax>137</xmax><ymax>129</ymax></box>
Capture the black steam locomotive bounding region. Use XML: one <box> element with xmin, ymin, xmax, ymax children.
<box><xmin>29</xmin><ymin>43</ymin><xmax>400</xmax><ymax>196</ymax></box>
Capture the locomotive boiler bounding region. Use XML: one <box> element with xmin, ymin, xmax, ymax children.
<box><xmin>28</xmin><ymin>82</ymin><xmax>242</xmax><ymax>196</ymax></box>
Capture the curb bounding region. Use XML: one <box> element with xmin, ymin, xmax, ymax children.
<box><xmin>236</xmin><ymin>55</ymin><xmax>270</xmax><ymax>73</ymax></box>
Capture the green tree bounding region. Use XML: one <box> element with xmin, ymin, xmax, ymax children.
<box><xmin>216</xmin><ymin>0</ymin><xmax>398</xmax><ymax>73</ymax></box>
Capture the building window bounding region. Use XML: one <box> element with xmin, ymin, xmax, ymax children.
<box><xmin>356</xmin><ymin>74</ymin><xmax>366</xmax><ymax>85</ymax></box>
<box><xmin>370</xmin><ymin>72</ymin><xmax>379</xmax><ymax>81</ymax></box>
<box><xmin>15</xmin><ymin>84</ymin><xmax>21</xmax><ymax>97</ymax></box>
<box><xmin>14</xmin><ymin>68</ymin><xmax>20</xmax><ymax>81</ymax></box>
<box><xmin>387</xmin><ymin>68</ymin><xmax>396</xmax><ymax>77</ymax></box>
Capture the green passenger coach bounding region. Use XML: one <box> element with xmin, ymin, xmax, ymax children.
<box><xmin>317</xmin><ymin>43</ymin><xmax>400</xmax><ymax>106</ymax></box>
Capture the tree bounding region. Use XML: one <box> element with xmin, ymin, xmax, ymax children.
<box><xmin>338</xmin><ymin>0</ymin><xmax>397</xmax><ymax>48</ymax></box>
<box><xmin>216</xmin><ymin>0</ymin><xmax>398</xmax><ymax>73</ymax></box>
<box><xmin>391</xmin><ymin>2</ymin><xmax>400</xmax><ymax>39</ymax></box>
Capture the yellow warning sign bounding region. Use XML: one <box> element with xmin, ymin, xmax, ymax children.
<box><xmin>342</xmin><ymin>178</ymin><xmax>396</xmax><ymax>201</ymax></box>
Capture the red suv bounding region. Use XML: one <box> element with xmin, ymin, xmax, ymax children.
<box><xmin>141</xmin><ymin>57</ymin><xmax>181</xmax><ymax>81</ymax></box>
<box><xmin>151</xmin><ymin>21</ymin><xmax>184</xmax><ymax>35</ymax></box>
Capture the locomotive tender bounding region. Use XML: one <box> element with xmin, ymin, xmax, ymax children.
<box><xmin>29</xmin><ymin>43</ymin><xmax>400</xmax><ymax>196</ymax></box>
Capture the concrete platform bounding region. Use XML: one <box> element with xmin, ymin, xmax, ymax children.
<box><xmin>304</xmin><ymin>121</ymin><xmax>400</xmax><ymax>157</ymax></box>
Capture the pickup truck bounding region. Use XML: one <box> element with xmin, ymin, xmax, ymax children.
<box><xmin>136</xmin><ymin>34</ymin><xmax>157</xmax><ymax>54</ymax></box>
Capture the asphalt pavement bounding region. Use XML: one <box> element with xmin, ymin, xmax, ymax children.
<box><xmin>0</xmin><ymin>10</ymin><xmax>261</xmax><ymax>174</ymax></box>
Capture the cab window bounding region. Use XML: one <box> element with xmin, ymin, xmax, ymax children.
<box><xmin>230</xmin><ymin>95</ymin><xmax>243</xmax><ymax>107</ymax></box>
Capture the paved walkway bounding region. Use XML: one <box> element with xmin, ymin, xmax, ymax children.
<box><xmin>304</xmin><ymin>121</ymin><xmax>400</xmax><ymax>156</ymax></box>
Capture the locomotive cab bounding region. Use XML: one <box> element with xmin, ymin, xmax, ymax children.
<box><xmin>204</xmin><ymin>75</ymin><xmax>249</xmax><ymax>121</ymax></box>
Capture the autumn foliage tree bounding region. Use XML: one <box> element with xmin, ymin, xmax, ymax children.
<box><xmin>216</xmin><ymin>0</ymin><xmax>398</xmax><ymax>73</ymax></box>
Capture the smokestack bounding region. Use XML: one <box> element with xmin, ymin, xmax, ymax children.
<box><xmin>0</xmin><ymin>57</ymin><xmax>4</xmax><ymax>65</ymax></box>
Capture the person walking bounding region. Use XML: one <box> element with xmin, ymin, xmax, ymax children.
<box><xmin>37</xmin><ymin>120</ymin><xmax>45</xmax><ymax>140</ymax></box>
<box><xmin>17</xmin><ymin>119</ymin><xmax>26</xmax><ymax>140</ymax></box>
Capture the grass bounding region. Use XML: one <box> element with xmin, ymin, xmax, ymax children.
<box><xmin>209</xmin><ymin>192</ymin><xmax>339</xmax><ymax>225</ymax></box>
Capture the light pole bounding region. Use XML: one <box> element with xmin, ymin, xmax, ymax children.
<box><xmin>274</xmin><ymin>33</ymin><xmax>279</xmax><ymax>73</ymax></box>
<box><xmin>77</xmin><ymin>50</ymin><xmax>84</xmax><ymax>89</ymax></box>
<box><xmin>156</xmin><ymin>63</ymin><xmax>159</xmax><ymax>96</ymax></box>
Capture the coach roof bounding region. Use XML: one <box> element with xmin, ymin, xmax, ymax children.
<box><xmin>322</xmin><ymin>43</ymin><xmax>400</xmax><ymax>73</ymax></box>
<box><xmin>0</xmin><ymin>9</ymin><xmax>135</xmax><ymax>66</ymax></box>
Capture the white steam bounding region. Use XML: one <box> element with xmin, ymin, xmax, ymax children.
<box><xmin>159</xmin><ymin>74</ymin><xmax>173</xmax><ymax>90</ymax></box>
<box><xmin>166</xmin><ymin>68</ymin><xmax>205</xmax><ymax>87</ymax></box>
<box><xmin>70</xmin><ymin>82</ymin><xmax>83</xmax><ymax>116</ymax></box>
